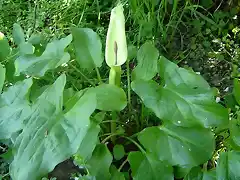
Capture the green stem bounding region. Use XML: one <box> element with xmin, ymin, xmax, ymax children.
<box><xmin>95</xmin><ymin>67</ymin><xmax>102</xmax><ymax>84</ymax></box>
<box><xmin>109</xmin><ymin>66</ymin><xmax>122</xmax><ymax>143</ymax></box>
<box><xmin>101</xmin><ymin>131</ymin><xmax>123</xmax><ymax>144</ymax></box>
<box><xmin>69</xmin><ymin>63</ymin><xmax>95</xmax><ymax>87</ymax></box>
<box><xmin>109</xmin><ymin>66</ymin><xmax>121</xmax><ymax>86</ymax></box>
<box><xmin>2</xmin><ymin>173</ymin><xmax>9</xmax><ymax>178</ymax></box>
<box><xmin>110</xmin><ymin>111</ymin><xmax>118</xmax><ymax>143</ymax></box>
<box><xmin>118</xmin><ymin>158</ymin><xmax>128</xmax><ymax>171</ymax></box>
<box><xmin>127</xmin><ymin>59</ymin><xmax>132</xmax><ymax>112</ymax></box>
<box><xmin>122</xmin><ymin>136</ymin><xmax>145</xmax><ymax>153</ymax></box>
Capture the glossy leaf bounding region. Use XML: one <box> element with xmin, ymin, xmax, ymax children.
<box><xmin>128</xmin><ymin>151</ymin><xmax>173</xmax><ymax>180</ymax></box>
<box><xmin>184</xmin><ymin>166</ymin><xmax>216</xmax><ymax>180</ymax></box>
<box><xmin>19</xmin><ymin>42</ymin><xmax>35</xmax><ymax>55</ymax></box>
<box><xmin>229</xmin><ymin>118</ymin><xmax>240</xmax><ymax>148</ymax></box>
<box><xmin>110</xmin><ymin>165</ymin><xmax>125</xmax><ymax>180</ymax></box>
<box><xmin>77</xmin><ymin>122</ymin><xmax>100</xmax><ymax>160</ymax></box>
<box><xmin>71</xmin><ymin>27</ymin><xmax>103</xmax><ymax>70</ymax></box>
<box><xmin>91</xmin><ymin>84</ymin><xmax>127</xmax><ymax>111</ymax></box>
<box><xmin>0</xmin><ymin>78</ymin><xmax>32</xmax><ymax>140</ymax></box>
<box><xmin>113</xmin><ymin>144</ymin><xmax>125</xmax><ymax>160</ymax></box>
<box><xmin>63</xmin><ymin>90</ymin><xmax>85</xmax><ymax>113</ymax></box>
<box><xmin>127</xmin><ymin>45</ymin><xmax>137</xmax><ymax>60</ymax></box>
<box><xmin>15</xmin><ymin>35</ymin><xmax>72</xmax><ymax>77</ymax></box>
<box><xmin>132</xmin><ymin>42</ymin><xmax>159</xmax><ymax>81</ymax></box>
<box><xmin>132</xmin><ymin>57</ymin><xmax>228</xmax><ymax>128</ymax></box>
<box><xmin>158</xmin><ymin>56</ymin><xmax>209</xmax><ymax>89</ymax></box>
<box><xmin>10</xmin><ymin>75</ymin><xmax>98</xmax><ymax>180</ymax></box>
<box><xmin>216</xmin><ymin>151</ymin><xmax>240</xmax><ymax>179</ymax></box>
<box><xmin>87</xmin><ymin>144</ymin><xmax>113</xmax><ymax>180</ymax></box>
<box><xmin>29</xmin><ymin>84</ymin><xmax>49</xmax><ymax>103</ymax></box>
<box><xmin>63</xmin><ymin>88</ymin><xmax>75</xmax><ymax>105</ymax></box>
<box><xmin>138</xmin><ymin>125</ymin><xmax>215</xmax><ymax>167</ymax></box>
<box><xmin>13</xmin><ymin>23</ymin><xmax>25</xmax><ymax>45</ymax></box>
<box><xmin>233</xmin><ymin>78</ymin><xmax>240</xmax><ymax>105</ymax></box>
<box><xmin>0</xmin><ymin>63</ymin><xmax>5</xmax><ymax>92</ymax></box>
<box><xmin>0</xmin><ymin>32</ymin><xmax>10</xmax><ymax>61</ymax></box>
<box><xmin>28</xmin><ymin>34</ymin><xmax>43</xmax><ymax>45</ymax></box>
<box><xmin>174</xmin><ymin>166</ymin><xmax>193</xmax><ymax>179</ymax></box>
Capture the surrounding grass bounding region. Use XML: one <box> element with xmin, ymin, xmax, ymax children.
<box><xmin>1</xmin><ymin>0</ymin><xmax>240</xmax><ymax>179</ymax></box>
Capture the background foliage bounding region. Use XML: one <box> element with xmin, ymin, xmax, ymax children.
<box><xmin>1</xmin><ymin>0</ymin><xmax>240</xmax><ymax>180</ymax></box>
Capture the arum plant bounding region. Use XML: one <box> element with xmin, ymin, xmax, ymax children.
<box><xmin>105</xmin><ymin>3</ymin><xmax>128</xmax><ymax>142</ymax></box>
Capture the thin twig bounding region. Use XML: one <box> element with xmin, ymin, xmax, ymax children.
<box><xmin>127</xmin><ymin>58</ymin><xmax>132</xmax><ymax>113</ymax></box>
<box><xmin>214</xmin><ymin>0</ymin><xmax>224</xmax><ymax>12</ymax></box>
<box><xmin>118</xmin><ymin>158</ymin><xmax>128</xmax><ymax>172</ymax></box>
<box><xmin>101</xmin><ymin>132</ymin><xmax>124</xmax><ymax>144</ymax></box>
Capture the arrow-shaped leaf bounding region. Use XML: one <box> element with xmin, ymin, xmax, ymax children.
<box><xmin>128</xmin><ymin>151</ymin><xmax>173</xmax><ymax>180</ymax></box>
<box><xmin>10</xmin><ymin>74</ymin><xmax>98</xmax><ymax>180</ymax></box>
<box><xmin>71</xmin><ymin>28</ymin><xmax>103</xmax><ymax>70</ymax></box>
<box><xmin>0</xmin><ymin>78</ymin><xmax>32</xmax><ymax>140</ymax></box>
<box><xmin>138</xmin><ymin>124</ymin><xmax>215</xmax><ymax>167</ymax></box>
<box><xmin>132</xmin><ymin>57</ymin><xmax>228</xmax><ymax>128</ymax></box>
<box><xmin>15</xmin><ymin>35</ymin><xmax>72</xmax><ymax>77</ymax></box>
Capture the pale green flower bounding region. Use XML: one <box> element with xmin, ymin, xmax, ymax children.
<box><xmin>105</xmin><ymin>3</ymin><xmax>127</xmax><ymax>67</ymax></box>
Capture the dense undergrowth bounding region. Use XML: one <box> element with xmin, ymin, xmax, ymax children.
<box><xmin>1</xmin><ymin>0</ymin><xmax>240</xmax><ymax>180</ymax></box>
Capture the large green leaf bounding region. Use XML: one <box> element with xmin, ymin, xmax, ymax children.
<box><xmin>128</xmin><ymin>151</ymin><xmax>173</xmax><ymax>180</ymax></box>
<box><xmin>233</xmin><ymin>78</ymin><xmax>240</xmax><ymax>105</ymax></box>
<box><xmin>0</xmin><ymin>32</ymin><xmax>10</xmax><ymax>61</ymax></box>
<box><xmin>138</xmin><ymin>124</ymin><xmax>215</xmax><ymax>167</ymax></box>
<box><xmin>19</xmin><ymin>42</ymin><xmax>35</xmax><ymax>55</ymax></box>
<box><xmin>110</xmin><ymin>165</ymin><xmax>125</xmax><ymax>180</ymax></box>
<box><xmin>14</xmin><ymin>35</ymin><xmax>72</xmax><ymax>77</ymax></box>
<box><xmin>36</xmin><ymin>75</ymin><xmax>66</xmax><ymax>113</ymax></box>
<box><xmin>71</xmin><ymin>27</ymin><xmax>103</xmax><ymax>70</ymax></box>
<box><xmin>132</xmin><ymin>57</ymin><xmax>228</xmax><ymax>128</ymax></box>
<box><xmin>216</xmin><ymin>151</ymin><xmax>240</xmax><ymax>179</ymax></box>
<box><xmin>132</xmin><ymin>42</ymin><xmax>159</xmax><ymax>81</ymax></box>
<box><xmin>91</xmin><ymin>84</ymin><xmax>127</xmax><ymax>111</ymax></box>
<box><xmin>87</xmin><ymin>144</ymin><xmax>113</xmax><ymax>180</ymax></box>
<box><xmin>158</xmin><ymin>56</ymin><xmax>210</xmax><ymax>88</ymax></box>
<box><xmin>77</xmin><ymin>122</ymin><xmax>100</xmax><ymax>160</ymax></box>
<box><xmin>28</xmin><ymin>33</ymin><xmax>43</xmax><ymax>45</ymax></box>
<box><xmin>229</xmin><ymin>118</ymin><xmax>240</xmax><ymax>148</ymax></box>
<box><xmin>13</xmin><ymin>23</ymin><xmax>25</xmax><ymax>45</ymax></box>
<box><xmin>0</xmin><ymin>63</ymin><xmax>5</xmax><ymax>92</ymax></box>
<box><xmin>0</xmin><ymin>78</ymin><xmax>32</xmax><ymax>140</ymax></box>
<box><xmin>10</xmin><ymin>74</ymin><xmax>98</xmax><ymax>180</ymax></box>
<box><xmin>184</xmin><ymin>166</ymin><xmax>216</xmax><ymax>180</ymax></box>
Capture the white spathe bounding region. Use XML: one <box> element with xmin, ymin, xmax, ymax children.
<box><xmin>105</xmin><ymin>3</ymin><xmax>127</xmax><ymax>67</ymax></box>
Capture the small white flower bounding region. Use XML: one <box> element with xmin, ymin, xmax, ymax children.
<box><xmin>215</xmin><ymin>97</ymin><xmax>221</xmax><ymax>103</ymax></box>
<box><xmin>224</xmin><ymin>87</ymin><xmax>229</xmax><ymax>92</ymax></box>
